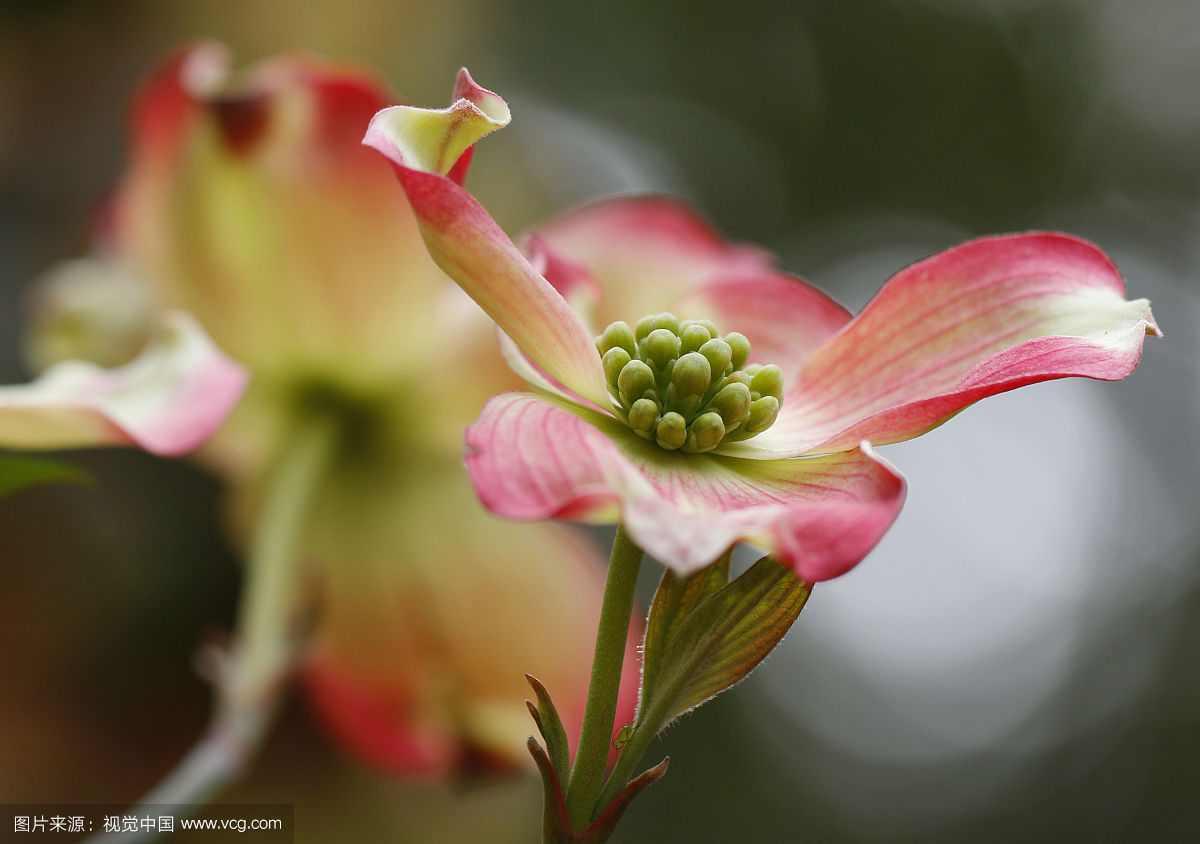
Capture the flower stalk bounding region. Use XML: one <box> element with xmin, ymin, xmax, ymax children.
<box><xmin>85</xmin><ymin>412</ymin><xmax>339</xmax><ymax>844</ymax></box>
<box><xmin>230</xmin><ymin>413</ymin><xmax>339</xmax><ymax>707</ymax></box>
<box><xmin>565</xmin><ymin>525</ymin><xmax>643</xmax><ymax>828</ymax></box>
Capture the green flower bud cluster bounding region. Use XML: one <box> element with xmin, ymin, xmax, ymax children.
<box><xmin>596</xmin><ymin>312</ymin><xmax>783</xmax><ymax>453</ymax></box>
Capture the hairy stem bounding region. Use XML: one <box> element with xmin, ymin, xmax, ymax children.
<box><xmin>596</xmin><ymin>678</ymin><xmax>673</xmax><ymax>810</ymax></box>
<box><xmin>564</xmin><ymin>524</ymin><xmax>643</xmax><ymax>828</ymax></box>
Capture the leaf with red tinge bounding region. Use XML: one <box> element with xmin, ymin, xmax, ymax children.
<box><xmin>526</xmin><ymin>673</ymin><xmax>571</xmax><ymax>782</ymax></box>
<box><xmin>527</xmin><ymin>737</ymin><xmax>573</xmax><ymax>844</ymax></box>
<box><xmin>579</xmin><ymin>757</ymin><xmax>670</xmax><ymax>843</ymax></box>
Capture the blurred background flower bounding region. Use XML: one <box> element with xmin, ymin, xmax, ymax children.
<box><xmin>22</xmin><ymin>37</ymin><xmax>645</xmax><ymax>796</ymax></box>
<box><xmin>1</xmin><ymin>0</ymin><xmax>1197</xmax><ymax>841</ymax></box>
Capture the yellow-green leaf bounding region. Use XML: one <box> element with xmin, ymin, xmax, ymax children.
<box><xmin>639</xmin><ymin>550</ymin><xmax>731</xmax><ymax>716</ymax></box>
<box><xmin>638</xmin><ymin>556</ymin><xmax>810</xmax><ymax>731</ymax></box>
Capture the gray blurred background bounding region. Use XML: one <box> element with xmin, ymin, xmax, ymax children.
<box><xmin>1</xmin><ymin>0</ymin><xmax>1197</xmax><ymax>840</ymax></box>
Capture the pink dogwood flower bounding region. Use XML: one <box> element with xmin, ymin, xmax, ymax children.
<box><xmin>363</xmin><ymin>71</ymin><xmax>1161</xmax><ymax>583</ymax></box>
<box><xmin>32</xmin><ymin>45</ymin><xmax>637</xmax><ymax>779</ymax></box>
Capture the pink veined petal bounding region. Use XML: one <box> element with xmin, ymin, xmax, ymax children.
<box><xmin>0</xmin><ymin>312</ymin><xmax>246</xmax><ymax>456</ymax></box>
<box><xmin>464</xmin><ymin>393</ymin><xmax>905</xmax><ymax>581</ymax></box>
<box><xmin>722</xmin><ymin>232</ymin><xmax>1162</xmax><ymax>459</ymax></box>
<box><xmin>362</xmin><ymin>71</ymin><xmax>610</xmax><ymax>408</ymax></box>
<box><xmin>526</xmin><ymin>195</ymin><xmax>852</xmax><ymax>373</ymax></box>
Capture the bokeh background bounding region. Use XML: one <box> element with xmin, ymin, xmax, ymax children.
<box><xmin>2</xmin><ymin>0</ymin><xmax>1198</xmax><ymax>840</ymax></box>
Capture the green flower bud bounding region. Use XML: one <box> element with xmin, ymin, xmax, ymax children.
<box><xmin>602</xmin><ymin>347</ymin><xmax>631</xmax><ymax>390</ymax></box>
<box><xmin>671</xmin><ymin>351</ymin><xmax>711</xmax><ymax>397</ymax></box>
<box><xmin>635</xmin><ymin>314</ymin><xmax>658</xmax><ymax>341</ymax></box>
<box><xmin>699</xmin><ymin>338</ymin><xmax>733</xmax><ymax>377</ymax></box>
<box><xmin>684</xmin><ymin>411</ymin><xmax>725</xmax><ymax>453</ymax></box>
<box><xmin>598</xmin><ymin>321</ymin><xmax>637</xmax><ymax>357</ymax></box>
<box><xmin>750</xmin><ymin>364</ymin><xmax>784</xmax><ymax>400</ymax></box>
<box><xmin>618</xmin><ymin>359</ymin><xmax>656</xmax><ymax>406</ymax></box>
<box><xmin>652</xmin><ymin>312</ymin><xmax>680</xmax><ymax>335</ymax></box>
<box><xmin>710</xmin><ymin>381</ymin><xmax>752</xmax><ymax>428</ymax></box>
<box><xmin>665</xmin><ymin>384</ymin><xmax>702</xmax><ymax>419</ymax></box>
<box><xmin>655</xmin><ymin>412</ymin><xmax>687</xmax><ymax>450</ymax></box>
<box><xmin>717</xmin><ymin>370</ymin><xmax>753</xmax><ymax>390</ymax></box>
<box><xmin>627</xmin><ymin>398</ymin><xmax>660</xmax><ymax>437</ymax></box>
<box><xmin>743</xmin><ymin>395</ymin><xmax>780</xmax><ymax>434</ymax></box>
<box><xmin>725</xmin><ymin>332</ymin><xmax>751</xmax><ymax>370</ymax></box>
<box><xmin>679</xmin><ymin>322</ymin><xmax>712</xmax><ymax>354</ymax></box>
<box><xmin>607</xmin><ymin>312</ymin><xmax>783</xmax><ymax>451</ymax></box>
<box><xmin>641</xmin><ymin>328</ymin><xmax>680</xmax><ymax>369</ymax></box>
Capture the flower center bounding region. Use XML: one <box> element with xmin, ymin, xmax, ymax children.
<box><xmin>596</xmin><ymin>312</ymin><xmax>782</xmax><ymax>453</ymax></box>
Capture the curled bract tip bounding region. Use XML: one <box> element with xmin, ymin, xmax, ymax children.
<box><xmin>362</xmin><ymin>69</ymin><xmax>510</xmax><ymax>178</ymax></box>
<box><xmin>453</xmin><ymin>68</ymin><xmax>512</xmax><ymax>125</ymax></box>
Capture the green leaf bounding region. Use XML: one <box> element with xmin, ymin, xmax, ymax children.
<box><xmin>526</xmin><ymin>674</ymin><xmax>571</xmax><ymax>782</ymax></box>
<box><xmin>639</xmin><ymin>550</ymin><xmax>731</xmax><ymax>713</ymax></box>
<box><xmin>639</xmin><ymin>555</ymin><xmax>810</xmax><ymax>732</ymax></box>
<box><xmin>0</xmin><ymin>454</ymin><xmax>89</xmax><ymax>498</ymax></box>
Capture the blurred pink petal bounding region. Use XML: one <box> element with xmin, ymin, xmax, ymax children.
<box><xmin>0</xmin><ymin>312</ymin><xmax>245</xmax><ymax>455</ymax></box>
<box><xmin>117</xmin><ymin>43</ymin><xmax>452</xmax><ymax>386</ymax></box>
<box><xmin>300</xmin><ymin>482</ymin><xmax>642</xmax><ymax>774</ymax></box>
<box><xmin>304</xmin><ymin>658</ymin><xmax>462</xmax><ymax>778</ymax></box>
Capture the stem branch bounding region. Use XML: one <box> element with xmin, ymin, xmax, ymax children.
<box><xmin>85</xmin><ymin>414</ymin><xmax>339</xmax><ymax>843</ymax></box>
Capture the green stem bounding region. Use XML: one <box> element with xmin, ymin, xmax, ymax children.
<box><xmin>596</xmin><ymin>682</ymin><xmax>672</xmax><ymax>810</ymax></box>
<box><xmin>84</xmin><ymin>413</ymin><xmax>339</xmax><ymax>844</ymax></box>
<box><xmin>230</xmin><ymin>414</ymin><xmax>339</xmax><ymax>704</ymax></box>
<box><xmin>564</xmin><ymin>524</ymin><xmax>644</xmax><ymax>828</ymax></box>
